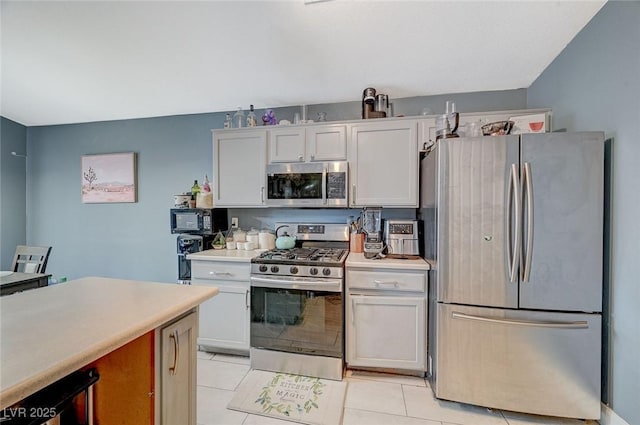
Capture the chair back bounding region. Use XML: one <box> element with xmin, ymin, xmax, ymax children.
<box><xmin>12</xmin><ymin>245</ymin><xmax>52</xmax><ymax>274</ymax></box>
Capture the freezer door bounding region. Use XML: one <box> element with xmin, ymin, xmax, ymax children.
<box><xmin>520</xmin><ymin>132</ymin><xmax>604</xmax><ymax>312</ymax></box>
<box><xmin>434</xmin><ymin>303</ymin><xmax>601</xmax><ymax>419</ymax></box>
<box><xmin>437</xmin><ymin>136</ymin><xmax>519</xmax><ymax>307</ymax></box>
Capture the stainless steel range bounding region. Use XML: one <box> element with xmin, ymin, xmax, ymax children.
<box><xmin>249</xmin><ymin>223</ymin><xmax>349</xmax><ymax>381</ymax></box>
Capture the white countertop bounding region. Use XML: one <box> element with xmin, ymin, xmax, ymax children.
<box><xmin>0</xmin><ymin>276</ymin><xmax>218</xmax><ymax>408</ymax></box>
<box><xmin>346</xmin><ymin>252</ymin><xmax>430</xmax><ymax>270</ymax></box>
<box><xmin>187</xmin><ymin>248</ymin><xmax>261</xmax><ymax>262</ymax></box>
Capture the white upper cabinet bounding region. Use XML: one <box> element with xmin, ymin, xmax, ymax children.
<box><xmin>268</xmin><ymin>125</ymin><xmax>347</xmax><ymax>163</ymax></box>
<box><xmin>213</xmin><ymin>129</ymin><xmax>267</xmax><ymax>207</ymax></box>
<box><xmin>306</xmin><ymin>125</ymin><xmax>347</xmax><ymax>161</ymax></box>
<box><xmin>269</xmin><ymin>127</ymin><xmax>307</xmax><ymax>162</ymax></box>
<box><xmin>349</xmin><ymin>120</ymin><xmax>419</xmax><ymax>207</ymax></box>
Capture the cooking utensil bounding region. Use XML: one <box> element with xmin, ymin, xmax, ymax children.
<box><xmin>275</xmin><ymin>225</ymin><xmax>296</xmax><ymax>249</ymax></box>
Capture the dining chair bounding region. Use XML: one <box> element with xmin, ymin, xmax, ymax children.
<box><xmin>11</xmin><ymin>245</ymin><xmax>52</xmax><ymax>273</ymax></box>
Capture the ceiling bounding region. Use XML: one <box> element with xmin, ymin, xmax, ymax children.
<box><xmin>1</xmin><ymin>1</ymin><xmax>606</xmax><ymax>127</ymax></box>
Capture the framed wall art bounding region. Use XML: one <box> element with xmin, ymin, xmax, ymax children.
<box><xmin>81</xmin><ymin>152</ymin><xmax>137</xmax><ymax>203</ymax></box>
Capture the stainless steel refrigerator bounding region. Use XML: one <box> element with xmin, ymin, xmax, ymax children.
<box><xmin>420</xmin><ymin>132</ymin><xmax>603</xmax><ymax>419</ymax></box>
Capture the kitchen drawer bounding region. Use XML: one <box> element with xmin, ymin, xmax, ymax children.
<box><xmin>191</xmin><ymin>261</ymin><xmax>250</xmax><ymax>282</ymax></box>
<box><xmin>347</xmin><ymin>269</ymin><xmax>426</xmax><ymax>293</ymax></box>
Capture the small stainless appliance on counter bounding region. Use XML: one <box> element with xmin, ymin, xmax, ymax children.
<box><xmin>361</xmin><ymin>207</ymin><xmax>384</xmax><ymax>259</ymax></box>
<box><xmin>384</xmin><ymin>219</ymin><xmax>421</xmax><ymax>257</ymax></box>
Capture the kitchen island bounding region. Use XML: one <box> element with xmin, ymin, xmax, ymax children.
<box><xmin>0</xmin><ymin>276</ymin><xmax>218</xmax><ymax>423</ymax></box>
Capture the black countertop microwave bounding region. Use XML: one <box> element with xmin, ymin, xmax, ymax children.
<box><xmin>170</xmin><ymin>208</ymin><xmax>228</xmax><ymax>235</ymax></box>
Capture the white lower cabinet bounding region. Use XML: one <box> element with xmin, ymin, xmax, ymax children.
<box><xmin>197</xmin><ymin>281</ymin><xmax>250</xmax><ymax>351</ymax></box>
<box><xmin>160</xmin><ymin>311</ymin><xmax>197</xmax><ymax>425</ymax></box>
<box><xmin>346</xmin><ymin>262</ymin><xmax>428</xmax><ymax>373</ymax></box>
<box><xmin>191</xmin><ymin>259</ymin><xmax>251</xmax><ymax>354</ymax></box>
<box><xmin>347</xmin><ymin>295</ymin><xmax>425</xmax><ymax>371</ymax></box>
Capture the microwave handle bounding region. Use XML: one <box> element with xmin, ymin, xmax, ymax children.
<box><xmin>322</xmin><ymin>167</ymin><xmax>327</xmax><ymax>205</ymax></box>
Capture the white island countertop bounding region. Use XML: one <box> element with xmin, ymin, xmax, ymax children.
<box><xmin>187</xmin><ymin>248</ymin><xmax>261</xmax><ymax>262</ymax></box>
<box><xmin>0</xmin><ymin>276</ymin><xmax>218</xmax><ymax>409</ymax></box>
<box><xmin>346</xmin><ymin>252</ymin><xmax>431</xmax><ymax>270</ymax></box>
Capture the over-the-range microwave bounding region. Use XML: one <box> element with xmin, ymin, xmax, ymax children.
<box><xmin>265</xmin><ymin>161</ymin><xmax>348</xmax><ymax>207</ymax></box>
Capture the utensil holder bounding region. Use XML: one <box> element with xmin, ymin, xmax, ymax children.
<box><xmin>350</xmin><ymin>233</ymin><xmax>364</xmax><ymax>253</ymax></box>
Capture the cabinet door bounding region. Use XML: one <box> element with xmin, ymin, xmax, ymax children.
<box><xmin>195</xmin><ymin>281</ymin><xmax>250</xmax><ymax>352</ymax></box>
<box><xmin>347</xmin><ymin>294</ymin><xmax>425</xmax><ymax>371</ymax></box>
<box><xmin>161</xmin><ymin>311</ymin><xmax>197</xmax><ymax>425</ymax></box>
<box><xmin>213</xmin><ymin>130</ymin><xmax>267</xmax><ymax>206</ymax></box>
<box><xmin>269</xmin><ymin>127</ymin><xmax>306</xmax><ymax>163</ymax></box>
<box><xmin>349</xmin><ymin>120</ymin><xmax>418</xmax><ymax>207</ymax></box>
<box><xmin>307</xmin><ymin>125</ymin><xmax>347</xmax><ymax>161</ymax></box>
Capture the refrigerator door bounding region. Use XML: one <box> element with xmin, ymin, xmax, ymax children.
<box><xmin>520</xmin><ymin>132</ymin><xmax>604</xmax><ymax>312</ymax></box>
<box><xmin>435</xmin><ymin>303</ymin><xmax>601</xmax><ymax>419</ymax></box>
<box><xmin>437</xmin><ymin>136</ymin><xmax>520</xmax><ymax>308</ymax></box>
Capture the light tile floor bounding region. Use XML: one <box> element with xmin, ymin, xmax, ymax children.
<box><xmin>196</xmin><ymin>351</ymin><xmax>599</xmax><ymax>425</ymax></box>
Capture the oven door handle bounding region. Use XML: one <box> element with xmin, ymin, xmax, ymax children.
<box><xmin>250</xmin><ymin>276</ymin><xmax>342</xmax><ymax>292</ymax></box>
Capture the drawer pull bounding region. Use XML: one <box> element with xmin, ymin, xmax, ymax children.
<box><xmin>169</xmin><ymin>329</ymin><xmax>179</xmax><ymax>375</ymax></box>
<box><xmin>209</xmin><ymin>271</ymin><xmax>232</xmax><ymax>276</ymax></box>
<box><xmin>374</xmin><ymin>280</ymin><xmax>399</xmax><ymax>287</ymax></box>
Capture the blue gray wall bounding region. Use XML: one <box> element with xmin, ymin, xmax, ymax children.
<box><xmin>0</xmin><ymin>117</ymin><xmax>27</xmax><ymax>269</ymax></box>
<box><xmin>21</xmin><ymin>89</ymin><xmax>526</xmax><ymax>283</ymax></box>
<box><xmin>527</xmin><ymin>2</ymin><xmax>639</xmax><ymax>423</ymax></box>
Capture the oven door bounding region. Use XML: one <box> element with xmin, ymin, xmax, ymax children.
<box><xmin>250</xmin><ymin>275</ymin><xmax>344</xmax><ymax>358</ymax></box>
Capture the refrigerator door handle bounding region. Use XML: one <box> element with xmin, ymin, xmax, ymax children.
<box><xmin>507</xmin><ymin>163</ymin><xmax>521</xmax><ymax>283</ymax></box>
<box><xmin>452</xmin><ymin>312</ymin><xmax>589</xmax><ymax>329</ymax></box>
<box><xmin>522</xmin><ymin>162</ymin><xmax>534</xmax><ymax>282</ymax></box>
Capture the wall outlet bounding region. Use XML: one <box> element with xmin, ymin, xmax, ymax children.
<box><xmin>231</xmin><ymin>217</ymin><xmax>239</xmax><ymax>228</ymax></box>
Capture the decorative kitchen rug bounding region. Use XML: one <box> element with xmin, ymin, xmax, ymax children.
<box><xmin>227</xmin><ymin>370</ymin><xmax>347</xmax><ymax>425</ymax></box>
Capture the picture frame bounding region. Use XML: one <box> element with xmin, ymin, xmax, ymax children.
<box><xmin>81</xmin><ymin>152</ymin><xmax>137</xmax><ymax>203</ymax></box>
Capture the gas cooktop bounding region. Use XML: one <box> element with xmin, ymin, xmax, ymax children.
<box><xmin>250</xmin><ymin>223</ymin><xmax>349</xmax><ymax>279</ymax></box>
<box><xmin>253</xmin><ymin>247</ymin><xmax>348</xmax><ymax>265</ymax></box>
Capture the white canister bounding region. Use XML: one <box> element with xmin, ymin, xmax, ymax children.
<box><xmin>247</xmin><ymin>228</ymin><xmax>260</xmax><ymax>246</ymax></box>
<box><xmin>226</xmin><ymin>241</ymin><xmax>236</xmax><ymax>250</ymax></box>
<box><xmin>232</xmin><ymin>228</ymin><xmax>246</xmax><ymax>242</ymax></box>
<box><xmin>244</xmin><ymin>241</ymin><xmax>256</xmax><ymax>251</ymax></box>
<box><xmin>258</xmin><ymin>229</ymin><xmax>276</xmax><ymax>250</ymax></box>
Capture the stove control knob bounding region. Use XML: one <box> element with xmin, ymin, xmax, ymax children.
<box><xmin>310</xmin><ymin>267</ymin><xmax>318</xmax><ymax>276</ymax></box>
<box><xmin>271</xmin><ymin>266</ymin><xmax>279</xmax><ymax>273</ymax></box>
<box><xmin>290</xmin><ymin>266</ymin><xmax>299</xmax><ymax>274</ymax></box>
<box><xmin>322</xmin><ymin>268</ymin><xmax>331</xmax><ymax>276</ymax></box>
<box><xmin>259</xmin><ymin>265</ymin><xmax>268</xmax><ymax>273</ymax></box>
